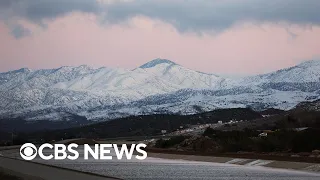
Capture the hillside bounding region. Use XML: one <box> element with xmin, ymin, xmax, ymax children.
<box><xmin>0</xmin><ymin>59</ymin><xmax>319</xmax><ymax>121</ymax></box>
<box><xmin>1</xmin><ymin>108</ymin><xmax>262</xmax><ymax>143</ymax></box>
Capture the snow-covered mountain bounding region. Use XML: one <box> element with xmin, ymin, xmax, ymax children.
<box><xmin>0</xmin><ymin>59</ymin><xmax>319</xmax><ymax>121</ymax></box>
<box><xmin>222</xmin><ymin>60</ymin><xmax>320</xmax><ymax>89</ymax></box>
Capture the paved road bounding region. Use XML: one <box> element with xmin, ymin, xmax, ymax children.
<box><xmin>101</xmin><ymin>135</ymin><xmax>176</xmax><ymax>141</ymax></box>
<box><xmin>0</xmin><ymin>156</ymin><xmax>121</xmax><ymax>180</ymax></box>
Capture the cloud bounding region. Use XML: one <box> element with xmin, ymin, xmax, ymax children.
<box><xmin>103</xmin><ymin>0</ymin><xmax>320</xmax><ymax>32</ymax></box>
<box><xmin>0</xmin><ymin>0</ymin><xmax>101</xmax><ymax>22</ymax></box>
<box><xmin>0</xmin><ymin>13</ymin><xmax>319</xmax><ymax>75</ymax></box>
<box><xmin>10</xmin><ymin>24</ymin><xmax>31</xmax><ymax>38</ymax></box>
<box><xmin>0</xmin><ymin>0</ymin><xmax>102</xmax><ymax>37</ymax></box>
<box><xmin>1</xmin><ymin>0</ymin><xmax>320</xmax><ymax>35</ymax></box>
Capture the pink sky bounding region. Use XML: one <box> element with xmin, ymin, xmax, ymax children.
<box><xmin>0</xmin><ymin>13</ymin><xmax>320</xmax><ymax>76</ymax></box>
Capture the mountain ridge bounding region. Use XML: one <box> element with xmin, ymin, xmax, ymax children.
<box><xmin>139</xmin><ymin>58</ymin><xmax>178</xmax><ymax>69</ymax></box>
<box><xmin>0</xmin><ymin>59</ymin><xmax>319</xmax><ymax>121</ymax></box>
<box><xmin>2</xmin><ymin>59</ymin><xmax>319</xmax><ymax>78</ymax></box>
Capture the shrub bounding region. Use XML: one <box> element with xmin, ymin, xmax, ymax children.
<box><xmin>155</xmin><ymin>136</ymin><xmax>189</xmax><ymax>148</ymax></box>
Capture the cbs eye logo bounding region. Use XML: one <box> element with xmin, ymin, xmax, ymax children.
<box><xmin>20</xmin><ymin>143</ymin><xmax>37</xmax><ymax>160</ymax></box>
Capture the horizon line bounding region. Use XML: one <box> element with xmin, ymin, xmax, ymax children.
<box><xmin>1</xmin><ymin>58</ymin><xmax>319</xmax><ymax>78</ymax></box>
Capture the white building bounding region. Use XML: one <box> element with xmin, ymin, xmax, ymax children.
<box><xmin>259</xmin><ymin>132</ymin><xmax>268</xmax><ymax>137</ymax></box>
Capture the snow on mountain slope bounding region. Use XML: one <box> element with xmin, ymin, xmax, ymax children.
<box><xmin>0</xmin><ymin>59</ymin><xmax>320</xmax><ymax>121</ymax></box>
<box><xmin>72</xmin><ymin>88</ymin><xmax>318</xmax><ymax>120</ymax></box>
<box><xmin>45</xmin><ymin>58</ymin><xmax>224</xmax><ymax>99</ymax></box>
<box><xmin>223</xmin><ymin>60</ymin><xmax>320</xmax><ymax>89</ymax></box>
<box><xmin>135</xmin><ymin>86</ymin><xmax>317</xmax><ymax>111</ymax></box>
<box><xmin>0</xmin><ymin>58</ymin><xmax>226</xmax><ymax>120</ymax></box>
<box><xmin>0</xmin><ymin>65</ymin><xmax>101</xmax><ymax>100</ymax></box>
<box><xmin>135</xmin><ymin>58</ymin><xmax>224</xmax><ymax>89</ymax></box>
<box><xmin>264</xmin><ymin>60</ymin><xmax>320</xmax><ymax>83</ymax></box>
<box><xmin>52</xmin><ymin>66</ymin><xmax>181</xmax><ymax>99</ymax></box>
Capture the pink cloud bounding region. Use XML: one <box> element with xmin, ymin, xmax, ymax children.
<box><xmin>0</xmin><ymin>13</ymin><xmax>320</xmax><ymax>75</ymax></box>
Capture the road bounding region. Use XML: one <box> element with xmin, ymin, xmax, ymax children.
<box><xmin>0</xmin><ymin>156</ymin><xmax>121</xmax><ymax>180</ymax></box>
<box><xmin>101</xmin><ymin>135</ymin><xmax>173</xmax><ymax>141</ymax></box>
<box><xmin>1</xmin><ymin>146</ymin><xmax>320</xmax><ymax>180</ymax></box>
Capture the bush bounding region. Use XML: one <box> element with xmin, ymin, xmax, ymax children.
<box><xmin>291</xmin><ymin>129</ymin><xmax>320</xmax><ymax>152</ymax></box>
<box><xmin>157</xmin><ymin>128</ymin><xmax>320</xmax><ymax>154</ymax></box>
<box><xmin>155</xmin><ymin>136</ymin><xmax>189</xmax><ymax>148</ymax></box>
